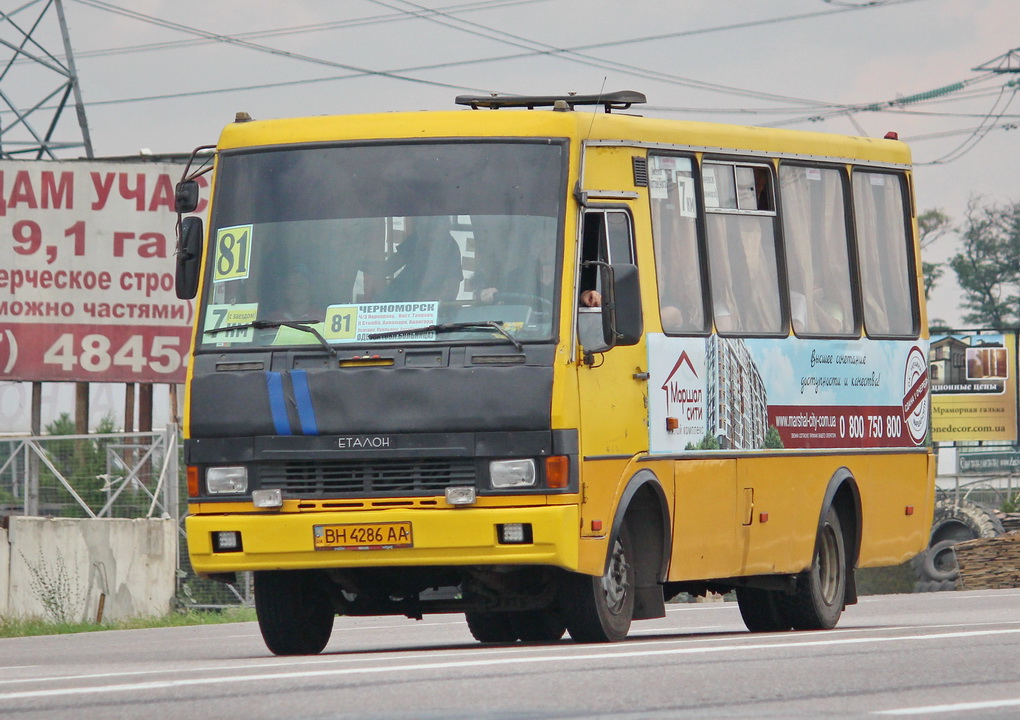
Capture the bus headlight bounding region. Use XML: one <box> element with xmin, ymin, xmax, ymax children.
<box><xmin>206</xmin><ymin>466</ymin><xmax>248</xmax><ymax>494</ymax></box>
<box><xmin>489</xmin><ymin>459</ymin><xmax>536</xmax><ymax>488</ymax></box>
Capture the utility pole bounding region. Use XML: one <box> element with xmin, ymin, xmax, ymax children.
<box><xmin>1</xmin><ymin>0</ymin><xmax>95</xmax><ymax>433</ymax></box>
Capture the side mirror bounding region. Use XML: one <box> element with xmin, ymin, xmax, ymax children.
<box><xmin>608</xmin><ymin>264</ymin><xmax>642</xmax><ymax>346</ymax></box>
<box><xmin>175</xmin><ymin>179</ymin><xmax>200</xmax><ymax>213</ymax></box>
<box><xmin>175</xmin><ymin>216</ymin><xmax>204</xmax><ymax>299</ymax></box>
<box><xmin>578</xmin><ymin>263</ymin><xmax>642</xmax><ymax>360</ymax></box>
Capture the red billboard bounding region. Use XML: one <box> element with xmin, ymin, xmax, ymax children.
<box><xmin>0</xmin><ymin>160</ymin><xmax>204</xmax><ymax>383</ymax></box>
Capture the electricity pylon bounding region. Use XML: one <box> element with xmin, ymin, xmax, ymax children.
<box><xmin>0</xmin><ymin>0</ymin><xmax>94</xmax><ymax>160</ymax></box>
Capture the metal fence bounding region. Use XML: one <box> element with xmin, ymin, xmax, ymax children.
<box><xmin>0</xmin><ymin>428</ymin><xmax>251</xmax><ymax>609</ymax></box>
<box><xmin>0</xmin><ymin>429</ymin><xmax>178</xmax><ymax>519</ymax></box>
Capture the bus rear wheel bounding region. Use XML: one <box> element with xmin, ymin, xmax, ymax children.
<box><xmin>562</xmin><ymin>526</ymin><xmax>634</xmax><ymax>643</ymax></box>
<box><xmin>784</xmin><ymin>506</ymin><xmax>847</xmax><ymax>630</ymax></box>
<box><xmin>254</xmin><ymin>570</ymin><xmax>335</xmax><ymax>655</ymax></box>
<box><xmin>736</xmin><ymin>586</ymin><xmax>791</xmax><ymax>633</ymax></box>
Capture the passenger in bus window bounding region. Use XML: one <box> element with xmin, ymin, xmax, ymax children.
<box><xmin>379</xmin><ymin>216</ymin><xmax>463</xmax><ymax>301</ymax></box>
<box><xmin>709</xmin><ymin>215</ymin><xmax>780</xmax><ymax>333</ymax></box>
<box><xmin>577</xmin><ymin>213</ymin><xmax>606</xmax><ymax>308</ymax></box>
<box><xmin>654</xmin><ymin>200</ymin><xmax>703</xmax><ymax>332</ymax></box>
<box><xmin>791</xmin><ymin>287</ymin><xmax>846</xmax><ymax>334</ymax></box>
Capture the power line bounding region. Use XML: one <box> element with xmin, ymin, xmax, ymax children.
<box><xmin>916</xmin><ymin>83</ymin><xmax>1020</xmax><ymax>165</ymax></box>
<box><xmin>34</xmin><ymin>0</ymin><xmax>1011</xmax><ymax>170</ymax></box>
<box><xmin>753</xmin><ymin>73</ymin><xmax>999</xmax><ymax>128</ymax></box>
<box><xmin>66</xmin><ymin>0</ymin><xmax>931</xmax><ymax>111</ymax></box>
<box><xmin>62</xmin><ymin>0</ymin><xmax>552</xmax><ymax>61</ymax></box>
<box><xmin>70</xmin><ymin>0</ymin><xmax>493</xmax><ymax>94</ymax></box>
<box><xmin>365</xmin><ymin>0</ymin><xmax>937</xmax><ymax>108</ymax></box>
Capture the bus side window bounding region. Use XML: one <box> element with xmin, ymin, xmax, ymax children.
<box><xmin>780</xmin><ymin>165</ymin><xmax>856</xmax><ymax>336</ymax></box>
<box><xmin>704</xmin><ymin>162</ymin><xmax>782</xmax><ymax>335</ymax></box>
<box><xmin>649</xmin><ymin>154</ymin><xmax>705</xmax><ymax>334</ymax></box>
<box><xmin>852</xmin><ymin>171</ymin><xmax>917</xmax><ymax>337</ymax></box>
<box><xmin>579</xmin><ymin>209</ymin><xmax>633</xmax><ymax>306</ymax></box>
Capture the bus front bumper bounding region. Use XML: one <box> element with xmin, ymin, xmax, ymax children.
<box><xmin>186</xmin><ymin>504</ymin><xmax>580</xmax><ymax>575</ymax></box>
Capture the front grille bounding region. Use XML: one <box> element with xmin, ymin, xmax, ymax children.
<box><xmin>259</xmin><ymin>458</ymin><xmax>476</xmax><ymax>497</ymax></box>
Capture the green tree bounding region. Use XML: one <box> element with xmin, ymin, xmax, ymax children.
<box><xmin>685</xmin><ymin>433</ymin><xmax>720</xmax><ymax>451</ymax></box>
<box><xmin>763</xmin><ymin>426</ymin><xmax>784</xmax><ymax>449</ymax></box>
<box><xmin>949</xmin><ymin>198</ymin><xmax>1020</xmax><ymax>328</ymax></box>
<box><xmin>918</xmin><ymin>208</ymin><xmax>951</xmax><ymax>301</ymax></box>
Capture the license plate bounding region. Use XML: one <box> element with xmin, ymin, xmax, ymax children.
<box><xmin>313</xmin><ymin>522</ymin><xmax>413</xmax><ymax>550</ymax></box>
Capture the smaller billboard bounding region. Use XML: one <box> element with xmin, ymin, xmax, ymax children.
<box><xmin>929</xmin><ymin>331</ymin><xmax>1018</xmax><ymax>443</ymax></box>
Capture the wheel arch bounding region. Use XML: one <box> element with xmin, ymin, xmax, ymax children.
<box><xmin>817</xmin><ymin>467</ymin><xmax>862</xmax><ymax>606</ymax></box>
<box><xmin>606</xmin><ymin>468</ymin><xmax>671</xmax><ymax>579</ymax></box>
<box><xmin>605</xmin><ymin>467</ymin><xmax>672</xmax><ymax>620</ymax></box>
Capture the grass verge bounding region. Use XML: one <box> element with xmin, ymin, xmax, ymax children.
<box><xmin>0</xmin><ymin>606</ymin><xmax>257</xmax><ymax>638</ymax></box>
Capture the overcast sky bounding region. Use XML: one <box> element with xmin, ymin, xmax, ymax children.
<box><xmin>6</xmin><ymin>0</ymin><xmax>1018</xmax><ymax>326</ymax></box>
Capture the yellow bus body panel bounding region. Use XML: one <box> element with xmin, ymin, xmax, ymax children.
<box><xmin>187</xmin><ymin>504</ymin><xmax>579</xmax><ymax>575</ymax></box>
<box><xmin>214</xmin><ymin>111</ymin><xmax>911</xmax><ymax>168</ymax></box>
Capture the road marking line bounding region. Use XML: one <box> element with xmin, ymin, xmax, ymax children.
<box><xmin>5</xmin><ymin>619</ymin><xmax>1020</xmax><ymax>689</ymax></box>
<box><xmin>2</xmin><ymin>627</ymin><xmax>1020</xmax><ymax>702</ymax></box>
<box><xmin>874</xmin><ymin>698</ymin><xmax>1020</xmax><ymax>715</ymax></box>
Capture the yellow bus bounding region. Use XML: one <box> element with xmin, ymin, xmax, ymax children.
<box><xmin>175</xmin><ymin>91</ymin><xmax>935</xmax><ymax>655</ymax></box>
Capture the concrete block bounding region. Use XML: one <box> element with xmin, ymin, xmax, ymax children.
<box><xmin>3</xmin><ymin>517</ymin><xmax>177</xmax><ymax>622</ymax></box>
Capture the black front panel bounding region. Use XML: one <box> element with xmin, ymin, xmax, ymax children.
<box><xmin>188</xmin><ymin>357</ymin><xmax>554</xmax><ymax>438</ymax></box>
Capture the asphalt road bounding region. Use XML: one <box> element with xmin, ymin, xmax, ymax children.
<box><xmin>2</xmin><ymin>589</ymin><xmax>1019</xmax><ymax>719</ymax></box>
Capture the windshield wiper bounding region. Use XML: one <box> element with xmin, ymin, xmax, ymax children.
<box><xmin>368</xmin><ymin>321</ymin><xmax>523</xmax><ymax>352</ymax></box>
<box><xmin>205</xmin><ymin>319</ymin><xmax>336</xmax><ymax>357</ymax></box>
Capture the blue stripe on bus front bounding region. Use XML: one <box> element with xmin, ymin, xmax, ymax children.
<box><xmin>265</xmin><ymin>372</ymin><xmax>291</xmax><ymax>435</ymax></box>
<box><xmin>291</xmin><ymin>370</ymin><xmax>319</xmax><ymax>436</ymax></box>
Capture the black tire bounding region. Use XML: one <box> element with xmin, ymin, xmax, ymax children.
<box><xmin>929</xmin><ymin>498</ymin><xmax>1004</xmax><ymax>544</ymax></box>
<box><xmin>254</xmin><ymin>570</ymin><xmax>334</xmax><ymax>655</ymax></box>
<box><xmin>736</xmin><ymin>586</ymin><xmax>791</xmax><ymax>633</ymax></box>
<box><xmin>562</xmin><ymin>525</ymin><xmax>635</xmax><ymax>643</ymax></box>
<box><xmin>465</xmin><ymin>611</ymin><xmax>518</xmax><ymax>643</ymax></box>
<box><xmin>912</xmin><ymin>498</ymin><xmax>1003</xmax><ymax>592</ymax></box>
<box><xmin>923</xmin><ymin>539</ymin><xmax>961</xmax><ymax>582</ymax></box>
<box><xmin>782</xmin><ymin>507</ymin><xmax>846</xmax><ymax>631</ymax></box>
<box><xmin>510</xmin><ymin>609</ymin><xmax>567</xmax><ymax>642</ymax></box>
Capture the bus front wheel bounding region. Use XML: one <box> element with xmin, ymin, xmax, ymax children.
<box><xmin>465</xmin><ymin>611</ymin><xmax>517</xmax><ymax>643</ymax></box>
<box><xmin>254</xmin><ymin>570</ymin><xmax>335</xmax><ymax>655</ymax></box>
<box><xmin>561</xmin><ymin>525</ymin><xmax>635</xmax><ymax>643</ymax></box>
<box><xmin>785</xmin><ymin>506</ymin><xmax>847</xmax><ymax>630</ymax></box>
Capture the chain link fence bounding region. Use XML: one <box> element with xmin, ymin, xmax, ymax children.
<box><xmin>0</xmin><ymin>428</ymin><xmax>251</xmax><ymax>610</ymax></box>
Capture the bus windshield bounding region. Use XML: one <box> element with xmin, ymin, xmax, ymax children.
<box><xmin>199</xmin><ymin>140</ymin><xmax>566</xmax><ymax>349</ymax></box>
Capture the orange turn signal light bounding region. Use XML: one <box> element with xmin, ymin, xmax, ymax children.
<box><xmin>545</xmin><ymin>456</ymin><xmax>569</xmax><ymax>488</ymax></box>
<box><xmin>186</xmin><ymin>466</ymin><xmax>200</xmax><ymax>497</ymax></box>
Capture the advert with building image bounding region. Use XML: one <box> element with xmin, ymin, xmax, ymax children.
<box><xmin>929</xmin><ymin>331</ymin><xmax>1018</xmax><ymax>443</ymax></box>
<box><xmin>648</xmin><ymin>334</ymin><xmax>930</xmax><ymax>453</ymax></box>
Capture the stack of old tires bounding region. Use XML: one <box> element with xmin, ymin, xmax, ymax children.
<box><xmin>914</xmin><ymin>497</ymin><xmax>1005</xmax><ymax>592</ymax></box>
